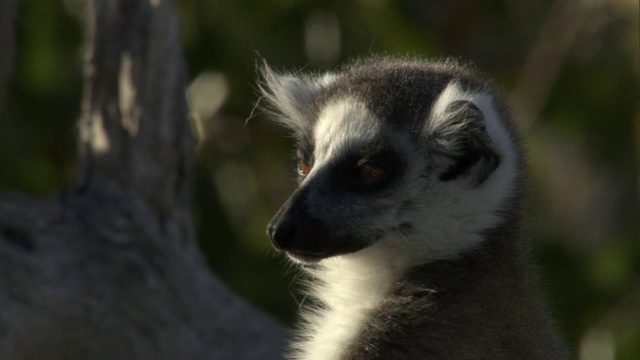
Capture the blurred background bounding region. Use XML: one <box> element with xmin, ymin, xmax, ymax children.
<box><xmin>1</xmin><ymin>0</ymin><xmax>638</xmax><ymax>358</ymax></box>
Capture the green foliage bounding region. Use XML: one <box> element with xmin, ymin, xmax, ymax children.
<box><xmin>3</xmin><ymin>0</ymin><xmax>638</xmax><ymax>358</ymax></box>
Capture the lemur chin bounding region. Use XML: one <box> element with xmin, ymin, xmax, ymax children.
<box><xmin>260</xmin><ymin>56</ymin><xmax>567</xmax><ymax>360</ymax></box>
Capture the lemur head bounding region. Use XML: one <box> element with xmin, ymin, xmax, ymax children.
<box><xmin>261</xmin><ymin>57</ymin><xmax>522</xmax><ymax>267</ymax></box>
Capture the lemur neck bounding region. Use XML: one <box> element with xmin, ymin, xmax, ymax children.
<box><xmin>295</xmin><ymin>247</ymin><xmax>404</xmax><ymax>360</ymax></box>
<box><xmin>313</xmin><ymin>242</ymin><xmax>407</xmax><ymax>301</ymax></box>
<box><xmin>296</xmin><ymin>215</ymin><xmax>528</xmax><ymax>360</ymax></box>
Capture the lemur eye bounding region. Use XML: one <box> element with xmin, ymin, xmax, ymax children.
<box><xmin>357</xmin><ymin>162</ymin><xmax>385</xmax><ymax>182</ymax></box>
<box><xmin>298</xmin><ymin>161</ymin><xmax>312</xmax><ymax>176</ymax></box>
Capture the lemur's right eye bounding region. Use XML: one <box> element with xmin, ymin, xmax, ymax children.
<box><xmin>298</xmin><ymin>161</ymin><xmax>312</xmax><ymax>176</ymax></box>
<box><xmin>357</xmin><ymin>162</ymin><xmax>385</xmax><ymax>182</ymax></box>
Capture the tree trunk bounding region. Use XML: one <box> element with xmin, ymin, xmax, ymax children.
<box><xmin>0</xmin><ymin>0</ymin><xmax>286</xmax><ymax>359</ymax></box>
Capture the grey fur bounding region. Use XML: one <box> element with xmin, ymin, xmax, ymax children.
<box><xmin>260</xmin><ymin>56</ymin><xmax>567</xmax><ymax>359</ymax></box>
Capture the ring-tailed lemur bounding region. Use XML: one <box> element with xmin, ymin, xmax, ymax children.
<box><xmin>260</xmin><ymin>57</ymin><xmax>566</xmax><ymax>359</ymax></box>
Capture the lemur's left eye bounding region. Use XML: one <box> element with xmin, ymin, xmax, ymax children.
<box><xmin>298</xmin><ymin>161</ymin><xmax>312</xmax><ymax>176</ymax></box>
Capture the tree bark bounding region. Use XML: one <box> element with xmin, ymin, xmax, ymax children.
<box><xmin>0</xmin><ymin>0</ymin><xmax>286</xmax><ymax>359</ymax></box>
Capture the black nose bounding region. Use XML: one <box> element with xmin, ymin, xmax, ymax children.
<box><xmin>268</xmin><ymin>213</ymin><xmax>328</xmax><ymax>253</ymax></box>
<box><xmin>267</xmin><ymin>191</ymin><xmax>331</xmax><ymax>257</ymax></box>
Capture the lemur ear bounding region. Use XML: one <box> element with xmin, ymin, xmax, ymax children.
<box><xmin>425</xmin><ymin>83</ymin><xmax>502</xmax><ymax>186</ymax></box>
<box><xmin>259</xmin><ymin>63</ymin><xmax>334</xmax><ymax>136</ymax></box>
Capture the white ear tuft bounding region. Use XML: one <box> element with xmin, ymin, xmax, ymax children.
<box><xmin>259</xmin><ymin>64</ymin><xmax>336</xmax><ymax>136</ymax></box>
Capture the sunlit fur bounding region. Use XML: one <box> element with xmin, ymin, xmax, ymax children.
<box><xmin>260</xmin><ymin>57</ymin><xmax>566</xmax><ymax>360</ymax></box>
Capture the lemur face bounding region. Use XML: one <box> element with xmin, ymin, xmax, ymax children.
<box><xmin>267</xmin><ymin>98</ymin><xmax>412</xmax><ymax>262</ymax></box>
<box><xmin>262</xmin><ymin>58</ymin><xmax>520</xmax><ymax>265</ymax></box>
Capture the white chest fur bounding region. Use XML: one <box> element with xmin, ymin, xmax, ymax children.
<box><xmin>292</xmin><ymin>248</ymin><xmax>401</xmax><ymax>360</ymax></box>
